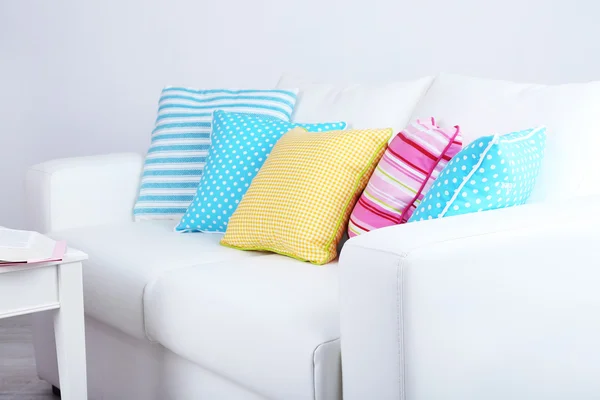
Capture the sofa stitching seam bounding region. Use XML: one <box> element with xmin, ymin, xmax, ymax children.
<box><xmin>345</xmin><ymin>243</ymin><xmax>409</xmax><ymax>258</ymax></box>
<box><xmin>343</xmin><ymin>245</ymin><xmax>408</xmax><ymax>397</ymax></box>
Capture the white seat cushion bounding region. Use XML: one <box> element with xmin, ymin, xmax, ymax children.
<box><xmin>277</xmin><ymin>74</ymin><xmax>433</xmax><ymax>134</ymax></box>
<box><xmin>50</xmin><ymin>220</ymin><xmax>263</xmax><ymax>339</ymax></box>
<box><xmin>145</xmin><ymin>254</ymin><xmax>340</xmax><ymax>400</ymax></box>
<box><xmin>410</xmin><ymin>73</ymin><xmax>600</xmax><ymax>203</ymax></box>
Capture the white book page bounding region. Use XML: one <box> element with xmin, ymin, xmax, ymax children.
<box><xmin>0</xmin><ymin>228</ymin><xmax>34</xmax><ymax>249</ymax></box>
<box><xmin>0</xmin><ymin>228</ymin><xmax>56</xmax><ymax>262</ymax></box>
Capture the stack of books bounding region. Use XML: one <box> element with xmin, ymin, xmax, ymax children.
<box><xmin>0</xmin><ymin>227</ymin><xmax>67</xmax><ymax>266</ymax></box>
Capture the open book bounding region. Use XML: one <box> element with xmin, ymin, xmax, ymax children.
<box><xmin>0</xmin><ymin>227</ymin><xmax>67</xmax><ymax>266</ymax></box>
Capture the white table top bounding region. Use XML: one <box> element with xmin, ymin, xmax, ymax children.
<box><xmin>0</xmin><ymin>247</ymin><xmax>87</xmax><ymax>274</ymax></box>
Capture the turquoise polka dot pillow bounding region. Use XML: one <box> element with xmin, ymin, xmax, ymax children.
<box><xmin>175</xmin><ymin>110</ymin><xmax>346</xmax><ymax>233</ymax></box>
<box><xmin>409</xmin><ymin>126</ymin><xmax>547</xmax><ymax>222</ymax></box>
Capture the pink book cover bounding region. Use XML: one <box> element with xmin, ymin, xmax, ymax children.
<box><xmin>0</xmin><ymin>240</ymin><xmax>67</xmax><ymax>267</ymax></box>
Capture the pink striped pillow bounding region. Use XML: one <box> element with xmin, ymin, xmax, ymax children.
<box><xmin>348</xmin><ymin>118</ymin><xmax>463</xmax><ymax>237</ymax></box>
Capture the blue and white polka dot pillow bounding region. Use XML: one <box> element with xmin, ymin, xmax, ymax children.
<box><xmin>409</xmin><ymin>126</ymin><xmax>547</xmax><ymax>222</ymax></box>
<box><xmin>175</xmin><ymin>110</ymin><xmax>347</xmax><ymax>233</ymax></box>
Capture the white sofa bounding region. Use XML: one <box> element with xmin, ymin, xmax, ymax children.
<box><xmin>26</xmin><ymin>74</ymin><xmax>600</xmax><ymax>400</ymax></box>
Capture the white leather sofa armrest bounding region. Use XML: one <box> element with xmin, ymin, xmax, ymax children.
<box><xmin>25</xmin><ymin>153</ymin><xmax>143</xmax><ymax>233</ymax></box>
<box><xmin>340</xmin><ymin>197</ymin><xmax>600</xmax><ymax>400</ymax></box>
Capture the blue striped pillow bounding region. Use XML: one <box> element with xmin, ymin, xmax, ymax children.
<box><xmin>133</xmin><ymin>87</ymin><xmax>298</xmax><ymax>220</ymax></box>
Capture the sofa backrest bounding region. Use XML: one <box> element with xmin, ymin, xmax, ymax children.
<box><xmin>276</xmin><ymin>75</ymin><xmax>433</xmax><ymax>134</ymax></box>
<box><xmin>283</xmin><ymin>72</ymin><xmax>600</xmax><ymax>204</ymax></box>
<box><xmin>411</xmin><ymin>73</ymin><xmax>600</xmax><ymax>203</ymax></box>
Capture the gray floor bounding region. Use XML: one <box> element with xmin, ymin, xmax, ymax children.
<box><xmin>0</xmin><ymin>315</ymin><xmax>55</xmax><ymax>399</ymax></box>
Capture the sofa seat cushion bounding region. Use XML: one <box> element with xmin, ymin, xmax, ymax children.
<box><xmin>145</xmin><ymin>254</ymin><xmax>340</xmax><ymax>400</ymax></box>
<box><xmin>49</xmin><ymin>220</ymin><xmax>263</xmax><ymax>339</ymax></box>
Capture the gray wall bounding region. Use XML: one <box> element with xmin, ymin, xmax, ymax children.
<box><xmin>1</xmin><ymin>0</ymin><xmax>599</xmax><ymax>228</ymax></box>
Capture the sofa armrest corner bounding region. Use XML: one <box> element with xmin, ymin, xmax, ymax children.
<box><xmin>339</xmin><ymin>196</ymin><xmax>600</xmax><ymax>400</ymax></box>
<box><xmin>26</xmin><ymin>153</ymin><xmax>143</xmax><ymax>232</ymax></box>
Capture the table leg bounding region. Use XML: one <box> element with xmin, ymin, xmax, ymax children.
<box><xmin>53</xmin><ymin>262</ymin><xmax>87</xmax><ymax>399</ymax></box>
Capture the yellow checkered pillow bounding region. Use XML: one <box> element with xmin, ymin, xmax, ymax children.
<box><xmin>221</xmin><ymin>127</ymin><xmax>392</xmax><ymax>265</ymax></box>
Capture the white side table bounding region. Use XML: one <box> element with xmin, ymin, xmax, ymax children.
<box><xmin>0</xmin><ymin>248</ymin><xmax>88</xmax><ymax>399</ymax></box>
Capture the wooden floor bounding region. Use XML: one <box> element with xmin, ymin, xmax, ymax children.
<box><xmin>0</xmin><ymin>315</ymin><xmax>56</xmax><ymax>400</ymax></box>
